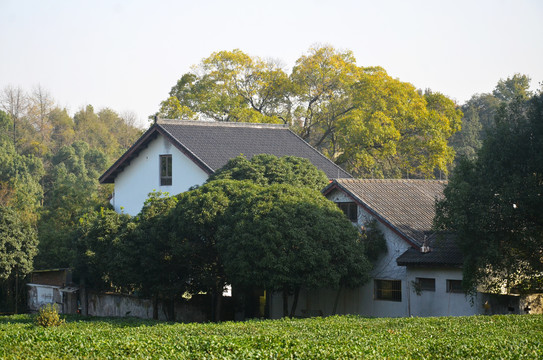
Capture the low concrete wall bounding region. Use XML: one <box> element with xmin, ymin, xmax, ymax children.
<box><xmin>87</xmin><ymin>292</ymin><xmax>209</xmax><ymax>322</ymax></box>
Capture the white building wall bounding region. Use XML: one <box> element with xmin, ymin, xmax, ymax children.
<box><xmin>111</xmin><ymin>134</ymin><xmax>209</xmax><ymax>215</ymax></box>
<box><xmin>406</xmin><ymin>267</ymin><xmax>482</xmax><ymax>316</ymax></box>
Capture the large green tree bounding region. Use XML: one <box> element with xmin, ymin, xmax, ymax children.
<box><xmin>159</xmin><ymin>46</ymin><xmax>462</xmax><ymax>179</ymax></box>
<box><xmin>37</xmin><ymin>141</ymin><xmax>109</xmax><ymax>268</ymax></box>
<box><xmin>435</xmin><ymin>93</ymin><xmax>543</xmax><ymax>294</ymax></box>
<box><xmin>217</xmin><ymin>183</ymin><xmax>371</xmax><ymax>317</ymax></box>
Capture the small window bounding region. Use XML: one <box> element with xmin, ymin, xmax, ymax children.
<box><xmin>375</xmin><ymin>279</ymin><xmax>402</xmax><ymax>302</ymax></box>
<box><xmin>160</xmin><ymin>155</ymin><xmax>172</xmax><ymax>186</ymax></box>
<box><xmin>446</xmin><ymin>279</ymin><xmax>463</xmax><ymax>293</ymax></box>
<box><xmin>337</xmin><ymin>202</ymin><xmax>357</xmax><ymax>222</ymax></box>
<box><xmin>416</xmin><ymin>278</ymin><xmax>436</xmax><ymax>292</ymax></box>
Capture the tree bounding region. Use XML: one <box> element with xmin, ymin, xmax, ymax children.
<box><xmin>160</xmin><ymin>50</ymin><xmax>291</xmax><ymax>124</ymax></box>
<box><xmin>435</xmin><ymin>92</ymin><xmax>543</xmax><ymax>294</ymax></box>
<box><xmin>493</xmin><ymin>73</ymin><xmax>532</xmax><ymax>102</ymax></box>
<box><xmin>167</xmin><ymin>180</ymin><xmax>256</xmax><ymax>321</ymax></box>
<box><xmin>450</xmin><ymin>74</ymin><xmax>533</xmax><ymax>166</ymax></box>
<box><xmin>207</xmin><ymin>154</ymin><xmax>329</xmax><ymax>192</ymax></box>
<box><xmin>217</xmin><ymin>183</ymin><xmax>371</xmax><ymax>317</ymax></box>
<box><xmin>119</xmin><ymin>192</ymin><xmax>183</xmax><ymax>320</ymax></box>
<box><xmin>290</xmin><ymin>45</ymin><xmax>359</xmax><ymax>155</ymax></box>
<box><xmin>36</xmin><ymin>141</ymin><xmax>109</xmax><ymax>268</ymax></box>
<box><xmin>336</xmin><ymin>71</ymin><xmax>462</xmax><ymax>178</ymax></box>
<box><xmin>0</xmin><ymin>206</ymin><xmax>38</xmax><ymax>312</ymax></box>
<box><xmin>160</xmin><ymin>46</ymin><xmax>462</xmax><ymax>179</ymax></box>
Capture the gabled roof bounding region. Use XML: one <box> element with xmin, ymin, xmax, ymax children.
<box><xmin>323</xmin><ymin>179</ymin><xmax>447</xmax><ymax>248</ymax></box>
<box><xmin>100</xmin><ymin>120</ymin><xmax>352</xmax><ymax>183</ymax></box>
<box><xmin>323</xmin><ymin>178</ymin><xmax>463</xmax><ymax>267</ymax></box>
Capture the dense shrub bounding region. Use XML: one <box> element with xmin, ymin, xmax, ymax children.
<box><xmin>35</xmin><ymin>303</ymin><xmax>65</xmax><ymax>327</ymax></box>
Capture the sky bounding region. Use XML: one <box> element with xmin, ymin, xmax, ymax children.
<box><xmin>1</xmin><ymin>0</ymin><xmax>542</xmax><ymax>128</ymax></box>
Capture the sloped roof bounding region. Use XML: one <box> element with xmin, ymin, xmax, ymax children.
<box><xmin>323</xmin><ymin>179</ymin><xmax>447</xmax><ymax>247</ymax></box>
<box><xmin>100</xmin><ymin>120</ymin><xmax>352</xmax><ymax>183</ymax></box>
<box><xmin>323</xmin><ymin>178</ymin><xmax>463</xmax><ymax>267</ymax></box>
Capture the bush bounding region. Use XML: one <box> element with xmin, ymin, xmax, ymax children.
<box><xmin>35</xmin><ymin>303</ymin><xmax>65</xmax><ymax>327</ymax></box>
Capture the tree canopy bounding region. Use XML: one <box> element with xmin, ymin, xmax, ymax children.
<box><xmin>207</xmin><ymin>154</ymin><xmax>329</xmax><ymax>191</ymax></box>
<box><xmin>158</xmin><ymin>46</ymin><xmax>463</xmax><ymax>178</ymax></box>
<box><xmin>435</xmin><ymin>92</ymin><xmax>543</xmax><ymax>294</ymax></box>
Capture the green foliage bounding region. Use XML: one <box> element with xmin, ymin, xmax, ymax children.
<box><xmin>0</xmin><ymin>206</ymin><xmax>38</xmax><ymax>281</ymax></box>
<box><xmin>208</xmin><ymin>154</ymin><xmax>329</xmax><ymax>191</ymax></box>
<box><xmin>218</xmin><ymin>184</ymin><xmax>371</xmax><ymax>295</ymax></box>
<box><xmin>435</xmin><ymin>93</ymin><xmax>543</xmax><ymax>293</ymax></box>
<box><xmin>450</xmin><ymin>74</ymin><xmax>533</xmax><ymax>166</ymax></box>
<box><xmin>1</xmin><ymin>314</ymin><xmax>542</xmax><ymax>358</ymax></box>
<box><xmin>37</xmin><ymin>141</ymin><xmax>110</xmax><ymax>269</ymax></box>
<box><xmin>35</xmin><ymin>303</ymin><xmax>65</xmax><ymax>327</ymax></box>
<box><xmin>0</xmin><ymin>139</ymin><xmax>44</xmax><ymax>223</ymax></box>
<box><xmin>161</xmin><ymin>46</ymin><xmax>462</xmax><ymax>179</ymax></box>
<box><xmin>361</xmin><ymin>219</ymin><xmax>387</xmax><ymax>262</ymax></box>
<box><xmin>73</xmin><ymin>207</ymin><xmax>133</xmax><ymax>291</ymax></box>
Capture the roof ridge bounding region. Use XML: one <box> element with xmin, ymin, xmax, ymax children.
<box><xmin>157</xmin><ymin>119</ymin><xmax>289</xmax><ymax>129</ymax></box>
<box><xmin>337</xmin><ymin>178</ymin><xmax>447</xmax><ymax>184</ymax></box>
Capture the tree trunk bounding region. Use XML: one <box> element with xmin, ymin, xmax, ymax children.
<box><xmin>214</xmin><ymin>291</ymin><xmax>223</xmax><ymax>322</ymax></box>
<box><xmin>79</xmin><ymin>278</ymin><xmax>88</xmax><ymax>316</ymax></box>
<box><xmin>167</xmin><ymin>297</ymin><xmax>175</xmax><ymax>321</ymax></box>
<box><xmin>289</xmin><ymin>287</ymin><xmax>300</xmax><ymax>318</ymax></box>
<box><xmin>282</xmin><ymin>288</ymin><xmax>289</xmax><ymax>318</ymax></box>
<box><xmin>152</xmin><ymin>294</ymin><xmax>158</xmax><ymax>320</ymax></box>
<box><xmin>332</xmin><ymin>285</ymin><xmax>343</xmax><ymax>315</ymax></box>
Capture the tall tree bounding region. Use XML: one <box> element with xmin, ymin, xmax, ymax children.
<box><xmin>161</xmin><ymin>50</ymin><xmax>291</xmax><ymax>124</ymax></box>
<box><xmin>160</xmin><ymin>46</ymin><xmax>462</xmax><ymax>179</ymax></box>
<box><xmin>0</xmin><ymin>206</ymin><xmax>38</xmax><ymax>312</ymax></box>
<box><xmin>36</xmin><ymin>141</ymin><xmax>109</xmax><ymax>268</ymax></box>
<box><xmin>335</xmin><ymin>71</ymin><xmax>462</xmax><ymax>178</ymax></box>
<box><xmin>217</xmin><ymin>183</ymin><xmax>371</xmax><ymax>317</ymax></box>
<box><xmin>435</xmin><ymin>92</ymin><xmax>543</xmax><ymax>294</ymax></box>
<box><xmin>290</xmin><ymin>45</ymin><xmax>359</xmax><ymax>155</ymax></box>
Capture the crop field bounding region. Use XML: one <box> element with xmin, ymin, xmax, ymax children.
<box><xmin>0</xmin><ymin>314</ymin><xmax>542</xmax><ymax>359</ymax></box>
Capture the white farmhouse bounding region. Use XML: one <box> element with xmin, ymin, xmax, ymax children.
<box><xmin>99</xmin><ymin>119</ymin><xmax>351</xmax><ymax>215</ymax></box>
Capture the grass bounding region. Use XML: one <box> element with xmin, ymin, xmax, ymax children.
<box><xmin>0</xmin><ymin>314</ymin><xmax>541</xmax><ymax>359</ymax></box>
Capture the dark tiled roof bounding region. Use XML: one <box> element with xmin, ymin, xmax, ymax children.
<box><xmin>100</xmin><ymin>120</ymin><xmax>351</xmax><ymax>183</ymax></box>
<box><xmin>323</xmin><ymin>178</ymin><xmax>463</xmax><ymax>267</ymax></box>
<box><xmin>324</xmin><ymin>179</ymin><xmax>447</xmax><ymax>247</ymax></box>
<box><xmin>396</xmin><ymin>233</ymin><xmax>464</xmax><ymax>267</ymax></box>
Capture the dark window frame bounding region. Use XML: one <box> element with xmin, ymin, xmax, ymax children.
<box><xmin>446</xmin><ymin>279</ymin><xmax>464</xmax><ymax>293</ymax></box>
<box><xmin>336</xmin><ymin>202</ymin><xmax>358</xmax><ymax>222</ymax></box>
<box><xmin>416</xmin><ymin>277</ymin><xmax>436</xmax><ymax>292</ymax></box>
<box><xmin>374</xmin><ymin>279</ymin><xmax>402</xmax><ymax>302</ymax></box>
<box><xmin>160</xmin><ymin>154</ymin><xmax>172</xmax><ymax>186</ymax></box>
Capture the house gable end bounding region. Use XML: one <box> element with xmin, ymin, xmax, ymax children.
<box><xmin>324</xmin><ymin>182</ymin><xmax>421</xmax><ymax>250</ymax></box>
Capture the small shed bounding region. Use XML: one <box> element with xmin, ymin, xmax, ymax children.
<box><xmin>27</xmin><ymin>269</ymin><xmax>78</xmax><ymax>314</ymax></box>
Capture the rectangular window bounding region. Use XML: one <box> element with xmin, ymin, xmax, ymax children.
<box><xmin>337</xmin><ymin>202</ymin><xmax>357</xmax><ymax>222</ymax></box>
<box><xmin>446</xmin><ymin>279</ymin><xmax>464</xmax><ymax>293</ymax></box>
<box><xmin>416</xmin><ymin>277</ymin><xmax>436</xmax><ymax>292</ymax></box>
<box><xmin>375</xmin><ymin>279</ymin><xmax>402</xmax><ymax>302</ymax></box>
<box><xmin>160</xmin><ymin>155</ymin><xmax>172</xmax><ymax>186</ymax></box>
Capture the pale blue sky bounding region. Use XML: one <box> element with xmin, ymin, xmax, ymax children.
<box><xmin>1</xmin><ymin>0</ymin><xmax>542</xmax><ymax>127</ymax></box>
